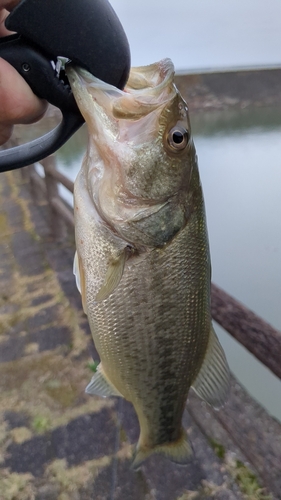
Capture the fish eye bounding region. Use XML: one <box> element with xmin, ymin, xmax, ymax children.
<box><xmin>167</xmin><ymin>126</ymin><xmax>189</xmax><ymax>152</ymax></box>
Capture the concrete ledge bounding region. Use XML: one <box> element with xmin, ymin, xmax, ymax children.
<box><xmin>175</xmin><ymin>67</ymin><xmax>281</xmax><ymax>111</ymax></box>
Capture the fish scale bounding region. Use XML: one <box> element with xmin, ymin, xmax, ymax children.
<box><xmin>69</xmin><ymin>58</ymin><xmax>230</xmax><ymax>468</ymax></box>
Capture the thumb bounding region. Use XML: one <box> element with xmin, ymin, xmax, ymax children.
<box><xmin>0</xmin><ymin>58</ymin><xmax>47</xmax><ymax>125</ymax></box>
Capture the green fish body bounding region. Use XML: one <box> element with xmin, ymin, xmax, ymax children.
<box><xmin>67</xmin><ymin>59</ymin><xmax>229</xmax><ymax>468</ymax></box>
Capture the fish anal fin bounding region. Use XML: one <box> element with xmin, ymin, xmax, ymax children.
<box><xmin>85</xmin><ymin>364</ymin><xmax>123</xmax><ymax>398</ymax></box>
<box><xmin>132</xmin><ymin>427</ymin><xmax>192</xmax><ymax>470</ymax></box>
<box><xmin>191</xmin><ymin>325</ymin><xmax>230</xmax><ymax>410</ymax></box>
<box><xmin>95</xmin><ymin>249</ymin><xmax>127</xmax><ymax>302</ymax></box>
<box><xmin>73</xmin><ymin>250</ymin><xmax>87</xmax><ymax>314</ymax></box>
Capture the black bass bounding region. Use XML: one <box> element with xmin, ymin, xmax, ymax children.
<box><xmin>67</xmin><ymin>59</ymin><xmax>230</xmax><ymax>469</ymax></box>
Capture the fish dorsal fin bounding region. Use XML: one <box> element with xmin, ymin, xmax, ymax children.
<box><xmin>191</xmin><ymin>325</ymin><xmax>230</xmax><ymax>410</ymax></box>
<box><xmin>73</xmin><ymin>251</ymin><xmax>87</xmax><ymax>314</ymax></box>
<box><xmin>85</xmin><ymin>364</ymin><xmax>123</xmax><ymax>398</ymax></box>
<box><xmin>95</xmin><ymin>249</ymin><xmax>127</xmax><ymax>302</ymax></box>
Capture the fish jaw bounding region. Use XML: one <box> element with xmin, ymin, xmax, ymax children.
<box><xmin>66</xmin><ymin>59</ymin><xmax>176</xmax><ymax>155</ymax></box>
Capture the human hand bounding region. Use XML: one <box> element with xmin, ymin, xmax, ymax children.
<box><xmin>0</xmin><ymin>0</ymin><xmax>47</xmax><ymax>145</ymax></box>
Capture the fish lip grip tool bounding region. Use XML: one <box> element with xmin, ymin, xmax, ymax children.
<box><xmin>0</xmin><ymin>0</ymin><xmax>130</xmax><ymax>172</ymax></box>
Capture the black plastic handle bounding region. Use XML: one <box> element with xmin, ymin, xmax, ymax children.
<box><xmin>0</xmin><ymin>111</ymin><xmax>84</xmax><ymax>172</ymax></box>
<box><xmin>0</xmin><ymin>35</ymin><xmax>79</xmax><ymax>112</ymax></box>
<box><xmin>6</xmin><ymin>0</ymin><xmax>130</xmax><ymax>89</ymax></box>
<box><xmin>0</xmin><ymin>35</ymin><xmax>84</xmax><ymax>172</ymax></box>
<box><xmin>0</xmin><ymin>0</ymin><xmax>130</xmax><ymax>172</ymax></box>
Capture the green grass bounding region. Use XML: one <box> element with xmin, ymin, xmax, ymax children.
<box><xmin>209</xmin><ymin>438</ymin><xmax>272</xmax><ymax>499</ymax></box>
<box><xmin>32</xmin><ymin>416</ymin><xmax>50</xmax><ymax>433</ymax></box>
<box><xmin>87</xmin><ymin>360</ymin><xmax>99</xmax><ymax>373</ymax></box>
<box><xmin>233</xmin><ymin>460</ymin><xmax>272</xmax><ymax>500</ymax></box>
<box><xmin>208</xmin><ymin>438</ymin><xmax>226</xmax><ymax>459</ymax></box>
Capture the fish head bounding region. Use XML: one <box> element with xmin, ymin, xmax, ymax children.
<box><xmin>67</xmin><ymin>59</ymin><xmax>197</xmax><ymax>247</ymax></box>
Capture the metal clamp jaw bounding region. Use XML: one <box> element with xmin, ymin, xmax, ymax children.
<box><xmin>0</xmin><ymin>0</ymin><xmax>130</xmax><ymax>172</ymax></box>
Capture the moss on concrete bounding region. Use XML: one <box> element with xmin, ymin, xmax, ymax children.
<box><xmin>0</xmin><ymin>470</ymin><xmax>35</xmax><ymax>500</ymax></box>
<box><xmin>226</xmin><ymin>455</ymin><xmax>273</xmax><ymax>500</ymax></box>
<box><xmin>45</xmin><ymin>456</ymin><xmax>111</xmax><ymax>498</ymax></box>
<box><xmin>208</xmin><ymin>437</ymin><xmax>226</xmax><ymax>459</ymax></box>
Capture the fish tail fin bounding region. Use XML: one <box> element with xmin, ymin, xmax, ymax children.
<box><xmin>132</xmin><ymin>427</ymin><xmax>192</xmax><ymax>470</ymax></box>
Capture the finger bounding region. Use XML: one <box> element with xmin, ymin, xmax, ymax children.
<box><xmin>0</xmin><ymin>1</ymin><xmax>20</xmax><ymax>12</ymax></box>
<box><xmin>0</xmin><ymin>2</ymin><xmax>20</xmax><ymax>36</ymax></box>
<box><xmin>0</xmin><ymin>57</ymin><xmax>48</xmax><ymax>125</ymax></box>
<box><xmin>0</xmin><ymin>9</ymin><xmax>10</xmax><ymax>36</ymax></box>
<box><xmin>0</xmin><ymin>122</ymin><xmax>13</xmax><ymax>144</ymax></box>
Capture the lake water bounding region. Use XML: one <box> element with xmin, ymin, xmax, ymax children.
<box><xmin>51</xmin><ymin>105</ymin><xmax>281</xmax><ymax>422</ymax></box>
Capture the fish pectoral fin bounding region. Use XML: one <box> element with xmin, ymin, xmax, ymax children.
<box><xmin>95</xmin><ymin>249</ymin><xmax>127</xmax><ymax>302</ymax></box>
<box><xmin>73</xmin><ymin>251</ymin><xmax>81</xmax><ymax>293</ymax></box>
<box><xmin>132</xmin><ymin>427</ymin><xmax>192</xmax><ymax>470</ymax></box>
<box><xmin>85</xmin><ymin>364</ymin><xmax>123</xmax><ymax>398</ymax></box>
<box><xmin>191</xmin><ymin>325</ymin><xmax>230</xmax><ymax>410</ymax></box>
<box><xmin>73</xmin><ymin>251</ymin><xmax>87</xmax><ymax>314</ymax></box>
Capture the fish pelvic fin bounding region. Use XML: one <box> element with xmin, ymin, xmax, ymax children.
<box><xmin>85</xmin><ymin>363</ymin><xmax>123</xmax><ymax>398</ymax></box>
<box><xmin>132</xmin><ymin>428</ymin><xmax>192</xmax><ymax>470</ymax></box>
<box><xmin>191</xmin><ymin>324</ymin><xmax>230</xmax><ymax>409</ymax></box>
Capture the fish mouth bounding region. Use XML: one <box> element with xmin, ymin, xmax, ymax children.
<box><xmin>66</xmin><ymin>58</ymin><xmax>176</xmax><ymax>126</ymax></box>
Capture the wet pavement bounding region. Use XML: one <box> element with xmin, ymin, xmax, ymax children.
<box><xmin>0</xmin><ymin>168</ymin><xmax>280</xmax><ymax>500</ymax></box>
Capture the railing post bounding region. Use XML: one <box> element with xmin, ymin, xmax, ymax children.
<box><xmin>10</xmin><ymin>135</ymin><xmax>31</xmax><ymax>183</ymax></box>
<box><xmin>21</xmin><ymin>164</ymin><xmax>31</xmax><ymax>182</ymax></box>
<box><xmin>25</xmin><ymin>165</ymin><xmax>36</xmax><ymax>199</ymax></box>
<box><xmin>41</xmin><ymin>155</ymin><xmax>66</xmax><ymax>240</ymax></box>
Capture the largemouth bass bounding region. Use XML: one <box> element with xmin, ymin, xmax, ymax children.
<box><xmin>67</xmin><ymin>59</ymin><xmax>230</xmax><ymax>469</ymax></box>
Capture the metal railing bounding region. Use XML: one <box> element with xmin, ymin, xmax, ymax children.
<box><xmin>25</xmin><ymin>155</ymin><xmax>74</xmax><ymax>239</ymax></box>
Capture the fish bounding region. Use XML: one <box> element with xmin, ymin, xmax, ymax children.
<box><xmin>66</xmin><ymin>59</ymin><xmax>230</xmax><ymax>469</ymax></box>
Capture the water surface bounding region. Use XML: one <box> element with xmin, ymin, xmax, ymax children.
<box><xmin>193</xmin><ymin>108</ymin><xmax>281</xmax><ymax>421</ymax></box>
